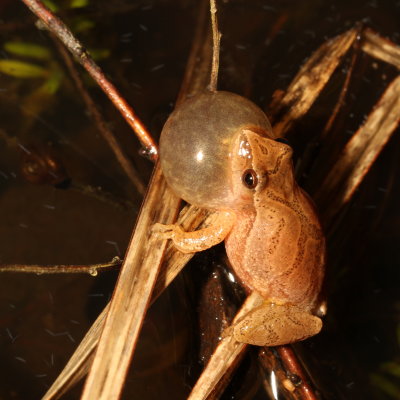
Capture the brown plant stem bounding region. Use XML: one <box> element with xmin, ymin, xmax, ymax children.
<box><xmin>277</xmin><ymin>346</ymin><xmax>319</xmax><ymax>400</ymax></box>
<box><xmin>209</xmin><ymin>0</ymin><xmax>221</xmax><ymax>91</ymax></box>
<box><xmin>19</xmin><ymin>0</ymin><xmax>158</xmax><ymax>159</ymax></box>
<box><xmin>0</xmin><ymin>257</ymin><xmax>121</xmax><ymax>275</ymax></box>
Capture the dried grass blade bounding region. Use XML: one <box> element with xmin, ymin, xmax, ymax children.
<box><xmin>188</xmin><ymin>292</ymin><xmax>264</xmax><ymax>400</ymax></box>
<box><xmin>43</xmin><ymin>3</ymin><xmax>214</xmax><ymax>398</ymax></box>
<box><xmin>362</xmin><ymin>28</ymin><xmax>400</xmax><ymax>70</ymax></box>
<box><xmin>271</xmin><ymin>28</ymin><xmax>357</xmax><ymax>137</ymax></box>
<box><xmin>42</xmin><ymin>206</ymin><xmax>217</xmax><ymax>399</ymax></box>
<box><xmin>316</xmin><ymin>75</ymin><xmax>400</xmax><ymax>222</ymax></box>
<box><xmin>81</xmin><ymin>166</ymin><xmax>180</xmax><ymax>400</ymax></box>
<box><xmin>42</xmin><ymin>305</ymin><xmax>109</xmax><ymax>400</ymax></box>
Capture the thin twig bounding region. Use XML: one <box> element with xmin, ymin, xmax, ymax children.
<box><xmin>52</xmin><ymin>35</ymin><xmax>146</xmax><ymax>194</ymax></box>
<box><xmin>320</xmin><ymin>27</ymin><xmax>362</xmax><ymax>139</ymax></box>
<box><xmin>277</xmin><ymin>346</ymin><xmax>319</xmax><ymax>400</ymax></box>
<box><xmin>19</xmin><ymin>0</ymin><xmax>158</xmax><ymax>159</ymax></box>
<box><xmin>176</xmin><ymin>0</ymin><xmax>210</xmax><ymax>102</ymax></box>
<box><xmin>209</xmin><ymin>0</ymin><xmax>221</xmax><ymax>91</ymax></box>
<box><xmin>0</xmin><ymin>258</ymin><xmax>121</xmax><ymax>275</ymax></box>
<box><xmin>258</xmin><ymin>347</ymin><xmax>302</xmax><ymax>400</ymax></box>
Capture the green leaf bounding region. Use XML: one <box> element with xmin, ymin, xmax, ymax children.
<box><xmin>88</xmin><ymin>48</ymin><xmax>111</xmax><ymax>61</ymax></box>
<box><xmin>41</xmin><ymin>69</ymin><xmax>64</xmax><ymax>94</ymax></box>
<box><xmin>0</xmin><ymin>60</ymin><xmax>47</xmax><ymax>78</ymax></box>
<box><xmin>73</xmin><ymin>18</ymin><xmax>95</xmax><ymax>33</ymax></box>
<box><xmin>70</xmin><ymin>0</ymin><xmax>89</xmax><ymax>8</ymax></box>
<box><xmin>4</xmin><ymin>41</ymin><xmax>51</xmax><ymax>60</ymax></box>
<box><xmin>397</xmin><ymin>322</ymin><xmax>400</xmax><ymax>346</ymax></box>
<box><xmin>370</xmin><ymin>373</ymin><xmax>400</xmax><ymax>398</ymax></box>
<box><xmin>380</xmin><ymin>362</ymin><xmax>400</xmax><ymax>379</ymax></box>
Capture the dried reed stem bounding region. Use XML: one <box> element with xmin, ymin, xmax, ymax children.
<box><xmin>209</xmin><ymin>0</ymin><xmax>221</xmax><ymax>91</ymax></box>
<box><xmin>0</xmin><ymin>258</ymin><xmax>121</xmax><ymax>275</ymax></box>
<box><xmin>81</xmin><ymin>166</ymin><xmax>180</xmax><ymax>400</ymax></box>
<box><xmin>362</xmin><ymin>28</ymin><xmax>400</xmax><ymax>70</ymax></box>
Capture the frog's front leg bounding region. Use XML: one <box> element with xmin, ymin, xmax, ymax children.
<box><xmin>153</xmin><ymin>210</ymin><xmax>236</xmax><ymax>254</ymax></box>
<box><xmin>228</xmin><ymin>301</ymin><xmax>322</xmax><ymax>347</ymax></box>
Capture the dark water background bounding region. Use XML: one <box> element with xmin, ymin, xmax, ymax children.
<box><xmin>0</xmin><ymin>0</ymin><xmax>399</xmax><ymax>399</ymax></box>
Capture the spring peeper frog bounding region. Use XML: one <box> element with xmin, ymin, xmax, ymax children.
<box><xmin>154</xmin><ymin>91</ymin><xmax>325</xmax><ymax>347</ymax></box>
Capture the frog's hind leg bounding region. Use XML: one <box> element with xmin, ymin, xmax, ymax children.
<box><xmin>231</xmin><ymin>302</ymin><xmax>322</xmax><ymax>347</ymax></box>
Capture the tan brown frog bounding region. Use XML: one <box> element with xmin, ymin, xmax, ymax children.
<box><xmin>154</xmin><ymin>91</ymin><xmax>326</xmax><ymax>346</ymax></box>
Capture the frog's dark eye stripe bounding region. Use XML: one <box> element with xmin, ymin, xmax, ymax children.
<box><xmin>275</xmin><ymin>137</ymin><xmax>290</xmax><ymax>145</ymax></box>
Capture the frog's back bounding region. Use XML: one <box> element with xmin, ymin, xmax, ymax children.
<box><xmin>225</xmin><ymin>187</ymin><xmax>325</xmax><ymax>310</ymax></box>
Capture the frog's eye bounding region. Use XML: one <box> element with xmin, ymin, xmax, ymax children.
<box><xmin>275</xmin><ymin>137</ymin><xmax>290</xmax><ymax>145</ymax></box>
<box><xmin>242</xmin><ymin>169</ymin><xmax>258</xmax><ymax>189</ymax></box>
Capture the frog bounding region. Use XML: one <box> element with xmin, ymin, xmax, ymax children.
<box><xmin>154</xmin><ymin>90</ymin><xmax>326</xmax><ymax>347</ymax></box>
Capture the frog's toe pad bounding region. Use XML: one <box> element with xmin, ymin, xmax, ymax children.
<box><xmin>232</xmin><ymin>304</ymin><xmax>322</xmax><ymax>347</ymax></box>
<box><xmin>152</xmin><ymin>223</ymin><xmax>177</xmax><ymax>238</ymax></box>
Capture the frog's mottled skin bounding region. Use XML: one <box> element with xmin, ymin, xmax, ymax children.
<box><xmin>155</xmin><ymin>91</ymin><xmax>325</xmax><ymax>346</ymax></box>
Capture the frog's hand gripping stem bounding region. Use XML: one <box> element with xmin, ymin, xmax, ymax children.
<box><xmin>153</xmin><ymin>210</ymin><xmax>236</xmax><ymax>254</ymax></box>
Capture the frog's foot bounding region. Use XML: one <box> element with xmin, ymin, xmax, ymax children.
<box><xmin>153</xmin><ymin>212</ymin><xmax>234</xmax><ymax>253</ymax></box>
<box><xmin>152</xmin><ymin>223</ymin><xmax>184</xmax><ymax>240</ymax></box>
<box><xmin>152</xmin><ymin>223</ymin><xmax>203</xmax><ymax>254</ymax></box>
<box><xmin>230</xmin><ymin>302</ymin><xmax>322</xmax><ymax>347</ymax></box>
